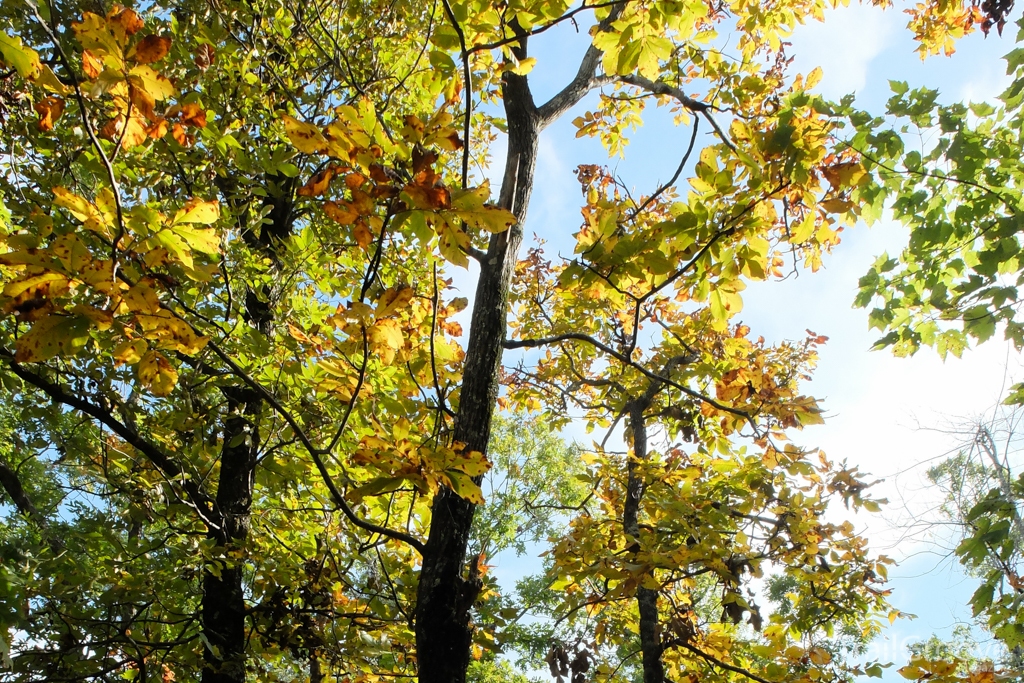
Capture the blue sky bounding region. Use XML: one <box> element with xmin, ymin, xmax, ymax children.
<box><xmin>451</xmin><ymin>2</ymin><xmax>1024</xmax><ymax>678</ymax></box>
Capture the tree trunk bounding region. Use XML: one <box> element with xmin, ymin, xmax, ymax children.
<box><xmin>202</xmin><ymin>398</ymin><xmax>259</xmax><ymax>683</ymax></box>
<box><xmin>201</xmin><ymin>174</ymin><xmax>293</xmax><ymax>683</ymax></box>
<box><xmin>626</xmin><ymin>407</ymin><xmax>664</xmax><ymax>683</ymax></box>
<box><xmin>414</xmin><ymin>52</ymin><xmax>540</xmax><ymax>683</ymax></box>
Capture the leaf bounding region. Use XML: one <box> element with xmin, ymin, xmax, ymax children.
<box><xmin>53</xmin><ymin>187</ymin><xmax>111</xmax><ymax>234</ymax></box>
<box><xmin>172</xmin><ymin>199</ymin><xmax>220</xmax><ymax>226</ymax></box>
<box><xmin>123</xmin><ymin>281</ymin><xmax>162</xmax><ymax>314</ymax></box>
<box><xmin>135</xmin><ymin>310</ymin><xmax>208</xmax><ymax>354</ymax></box>
<box><xmin>137</xmin><ymin>350</ymin><xmax>178</xmax><ymax>396</ymax></box>
<box><xmin>375</xmin><ymin>285</ymin><xmax>414</xmax><ymax>318</ymax></box>
<box><xmin>447</xmin><ymin>470</ymin><xmax>484</xmax><ymax>504</ymax></box>
<box><xmin>0</xmin><ymin>32</ymin><xmax>41</xmax><ymax>79</ymax></box>
<box><xmin>113</xmin><ymin>338</ymin><xmax>148</xmax><ymax>366</ymax></box>
<box><xmin>128</xmin><ymin>65</ymin><xmax>175</xmax><ymax>100</ymax></box>
<box><xmin>130</xmin><ymin>35</ymin><xmax>171</xmax><ymax>64</ymax></box>
<box><xmin>14</xmin><ymin>314</ymin><xmax>91</xmax><ymax>363</ymax></box>
<box><xmin>282</xmin><ymin>115</ymin><xmax>328</xmax><ymax>154</ymax></box>
<box><xmin>171</xmin><ymin>225</ymin><xmax>220</xmax><ymax>255</ymax></box>
<box><xmin>34</xmin><ymin>97</ymin><xmax>65</xmax><ymax>132</ymax></box>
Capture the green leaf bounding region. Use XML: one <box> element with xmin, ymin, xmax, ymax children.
<box><xmin>0</xmin><ymin>32</ymin><xmax>41</xmax><ymax>79</ymax></box>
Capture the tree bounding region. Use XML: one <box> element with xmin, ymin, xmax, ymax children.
<box><xmin>924</xmin><ymin>405</ymin><xmax>1024</xmax><ymax>658</ymax></box>
<box><xmin>849</xmin><ymin>11</ymin><xmax>1024</xmax><ymax>362</ymax></box>
<box><xmin>0</xmin><ymin>0</ymin><xmax>972</xmax><ymax>681</ymax></box>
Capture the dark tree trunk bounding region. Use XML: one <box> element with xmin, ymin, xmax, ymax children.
<box><xmin>202</xmin><ymin>398</ymin><xmax>259</xmax><ymax>683</ymax></box>
<box><xmin>414</xmin><ymin>54</ymin><xmax>540</xmax><ymax>683</ymax></box>
<box><xmin>201</xmin><ymin>174</ymin><xmax>294</xmax><ymax>683</ymax></box>
<box><xmin>625</xmin><ymin>407</ymin><xmax>664</xmax><ymax>683</ymax></box>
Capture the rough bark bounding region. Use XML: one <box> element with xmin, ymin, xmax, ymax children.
<box><xmin>201</xmin><ymin>174</ymin><xmax>293</xmax><ymax>683</ymax></box>
<box><xmin>202</xmin><ymin>397</ymin><xmax>259</xmax><ymax>683</ymax></box>
<box><xmin>625</xmin><ymin>406</ymin><xmax>665</xmax><ymax>683</ymax></box>
<box><xmin>414</xmin><ymin>49</ymin><xmax>541</xmax><ymax>683</ymax></box>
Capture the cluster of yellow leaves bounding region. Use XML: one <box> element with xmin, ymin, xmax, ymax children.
<box><xmin>0</xmin><ymin>7</ymin><xmax>207</xmax><ymax>146</ymax></box>
<box><xmin>352</xmin><ymin>427</ymin><xmax>491</xmax><ymax>505</ymax></box>
<box><xmin>0</xmin><ymin>192</ymin><xmax>219</xmax><ymax>395</ymax></box>
<box><xmin>281</xmin><ymin>103</ymin><xmax>515</xmax><ymax>266</ymax></box>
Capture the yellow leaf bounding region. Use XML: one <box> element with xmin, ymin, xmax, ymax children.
<box><xmin>53</xmin><ymin>187</ymin><xmax>111</xmax><ymax>234</ymax></box>
<box><xmin>72</xmin><ymin>13</ymin><xmax>121</xmax><ymax>58</ymax></box>
<box><xmin>375</xmin><ymin>285</ymin><xmax>414</xmax><ymax>319</ymax></box>
<box><xmin>71</xmin><ymin>304</ymin><xmax>113</xmax><ymax>330</ymax></box>
<box><xmin>34</xmin><ymin>65</ymin><xmax>73</xmax><ymax>95</ymax></box>
<box><xmin>371</xmin><ymin>319</ymin><xmax>404</xmax><ymax>349</ymax></box>
<box><xmin>805</xmin><ymin>66</ymin><xmax>823</xmax><ymax>91</ymax></box>
<box><xmin>3</xmin><ymin>272</ymin><xmax>69</xmax><ymax>300</ymax></box>
<box><xmin>136</xmin><ymin>310</ymin><xmax>208</xmax><ymax>354</ymax></box>
<box><xmin>0</xmin><ymin>32</ymin><xmax>41</xmax><ymax>79</ymax></box>
<box><xmin>172</xmin><ymin>199</ymin><xmax>220</xmax><ymax>226</ymax></box>
<box><xmin>282</xmin><ymin>114</ymin><xmax>328</xmax><ymax>154</ymax></box>
<box><xmin>113</xmin><ymin>338</ymin><xmax>148</xmax><ymax>365</ymax></box>
<box><xmin>128</xmin><ymin>64</ymin><xmax>175</xmax><ymax>100</ymax></box>
<box><xmin>123</xmin><ymin>281</ymin><xmax>162</xmax><ymax>313</ymax></box>
<box><xmin>447</xmin><ymin>470</ymin><xmax>484</xmax><ymax>504</ymax></box>
<box><xmin>14</xmin><ymin>314</ymin><xmax>91</xmax><ymax>363</ymax></box>
<box><xmin>137</xmin><ymin>350</ymin><xmax>177</xmax><ymax>396</ymax></box>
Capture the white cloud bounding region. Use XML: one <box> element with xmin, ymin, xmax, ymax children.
<box><xmin>790</xmin><ymin>4</ymin><xmax>896</xmax><ymax>99</ymax></box>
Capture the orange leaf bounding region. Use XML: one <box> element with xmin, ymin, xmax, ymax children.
<box><xmin>34</xmin><ymin>97</ymin><xmax>65</xmax><ymax>131</ymax></box>
<box><xmin>171</xmin><ymin>122</ymin><xmax>193</xmax><ymax>147</ymax></box>
<box><xmin>129</xmin><ymin>83</ymin><xmax>157</xmax><ymax>120</ymax></box>
<box><xmin>108</xmin><ymin>7</ymin><xmax>144</xmax><ymax>38</ymax></box>
<box><xmin>353</xmin><ymin>221</ymin><xmax>373</xmax><ymax>249</ymax></box>
<box><xmin>82</xmin><ymin>50</ymin><xmax>103</xmax><ymax>78</ymax></box>
<box><xmin>146</xmin><ymin>117</ymin><xmax>169</xmax><ymax>139</ymax></box>
<box><xmin>179</xmin><ymin>102</ymin><xmax>207</xmax><ymax>128</ymax></box>
<box><xmin>403</xmin><ymin>183</ymin><xmax>451</xmax><ymax>210</ymax></box>
<box><xmin>297</xmin><ymin>166</ymin><xmax>337</xmax><ymax>197</ymax></box>
<box><xmin>131</xmin><ymin>35</ymin><xmax>171</xmax><ymax>64</ymax></box>
<box><xmin>323</xmin><ymin>201</ymin><xmax>358</xmax><ymax>225</ymax></box>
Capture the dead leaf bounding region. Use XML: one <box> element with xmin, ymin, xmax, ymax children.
<box><xmin>131</xmin><ymin>35</ymin><xmax>171</xmax><ymax>64</ymax></box>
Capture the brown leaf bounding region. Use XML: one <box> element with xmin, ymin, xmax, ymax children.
<box><xmin>194</xmin><ymin>43</ymin><xmax>215</xmax><ymax>71</ymax></box>
<box><xmin>132</xmin><ymin>35</ymin><xmax>171</xmax><ymax>64</ymax></box>
<box><xmin>412</xmin><ymin>147</ymin><xmax>438</xmax><ymax>174</ymax></box>
<box><xmin>34</xmin><ymin>97</ymin><xmax>65</xmax><ymax>131</ymax></box>
<box><xmin>297</xmin><ymin>166</ymin><xmax>337</xmax><ymax>197</ymax></box>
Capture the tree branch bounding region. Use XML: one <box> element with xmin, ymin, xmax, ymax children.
<box><xmin>618</xmin><ymin>74</ymin><xmax>736</xmax><ymax>152</ymax></box>
<box><xmin>502</xmin><ymin>333</ymin><xmax>752</xmax><ymax>425</ymax></box>
<box><xmin>0</xmin><ymin>352</ymin><xmax>218</xmax><ymax>529</ymax></box>
<box><xmin>536</xmin><ymin>3</ymin><xmax>626</xmax><ymax>127</ymax></box>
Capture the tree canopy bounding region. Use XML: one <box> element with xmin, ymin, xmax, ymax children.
<box><xmin>0</xmin><ymin>0</ymin><xmax>1013</xmax><ymax>682</ymax></box>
